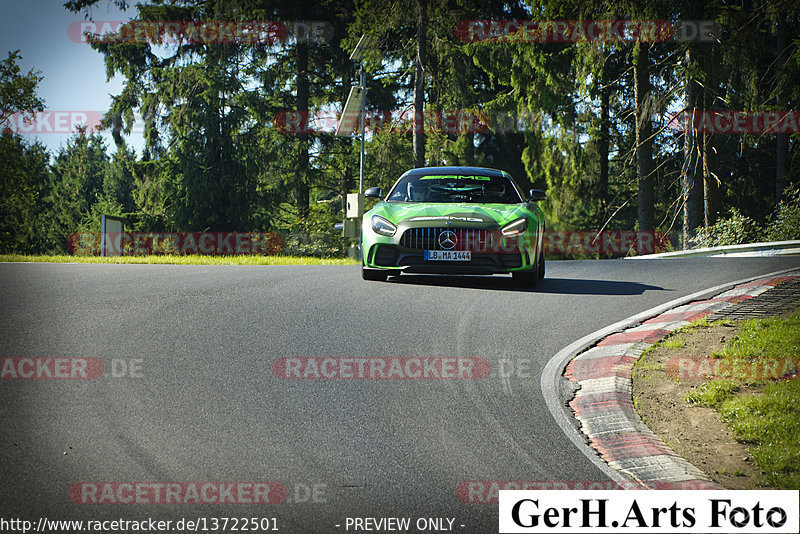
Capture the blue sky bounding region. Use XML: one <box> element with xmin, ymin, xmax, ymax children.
<box><xmin>0</xmin><ymin>0</ymin><xmax>144</xmax><ymax>155</ymax></box>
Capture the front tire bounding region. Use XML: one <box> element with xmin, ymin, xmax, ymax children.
<box><xmin>512</xmin><ymin>268</ymin><xmax>538</xmax><ymax>288</ymax></box>
<box><xmin>513</xmin><ymin>245</ymin><xmax>542</xmax><ymax>287</ymax></box>
<box><xmin>538</xmin><ymin>248</ymin><xmax>546</xmax><ymax>280</ymax></box>
<box><xmin>537</xmin><ymin>225</ymin><xmax>546</xmax><ymax>280</ymax></box>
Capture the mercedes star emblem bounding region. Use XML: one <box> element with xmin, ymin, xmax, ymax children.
<box><xmin>438</xmin><ymin>230</ymin><xmax>457</xmax><ymax>250</ymax></box>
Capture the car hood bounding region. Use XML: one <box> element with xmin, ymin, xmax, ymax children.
<box><xmin>374</xmin><ymin>202</ymin><xmax>530</xmax><ymax>227</ymax></box>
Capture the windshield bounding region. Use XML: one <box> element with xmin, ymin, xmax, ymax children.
<box><xmin>386</xmin><ymin>173</ymin><xmax>524</xmax><ymax>203</ymax></box>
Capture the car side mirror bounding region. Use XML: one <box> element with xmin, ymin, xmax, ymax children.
<box><xmin>529</xmin><ymin>189</ymin><xmax>547</xmax><ymax>201</ymax></box>
<box><xmin>364</xmin><ymin>187</ymin><xmax>383</xmax><ymax>199</ymax></box>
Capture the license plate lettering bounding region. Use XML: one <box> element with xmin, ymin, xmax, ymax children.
<box><xmin>424</xmin><ymin>250</ymin><xmax>471</xmax><ymax>261</ymax></box>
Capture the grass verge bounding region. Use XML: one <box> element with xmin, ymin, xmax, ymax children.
<box><xmin>0</xmin><ymin>254</ymin><xmax>359</xmax><ymax>266</ymax></box>
<box><xmin>685</xmin><ymin>310</ymin><xmax>800</xmax><ymax>488</ymax></box>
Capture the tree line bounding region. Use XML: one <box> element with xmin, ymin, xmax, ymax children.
<box><xmin>1</xmin><ymin>0</ymin><xmax>798</xmax><ymax>255</ymax></box>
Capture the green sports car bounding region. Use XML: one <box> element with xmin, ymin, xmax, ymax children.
<box><xmin>361</xmin><ymin>166</ymin><xmax>546</xmax><ymax>286</ymax></box>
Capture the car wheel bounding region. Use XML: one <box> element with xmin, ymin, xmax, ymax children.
<box><xmin>362</xmin><ymin>268</ymin><xmax>389</xmax><ymax>281</ymax></box>
<box><xmin>538</xmin><ymin>245</ymin><xmax>546</xmax><ymax>280</ymax></box>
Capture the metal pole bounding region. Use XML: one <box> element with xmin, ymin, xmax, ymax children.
<box><xmin>100</xmin><ymin>214</ymin><xmax>106</xmax><ymax>257</ymax></box>
<box><xmin>359</xmin><ymin>63</ymin><xmax>366</xmax><ymax>193</ymax></box>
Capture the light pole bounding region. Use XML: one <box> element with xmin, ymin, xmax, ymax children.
<box><xmin>349</xmin><ymin>34</ymin><xmax>372</xmax><ymax>193</ymax></box>
<box><xmin>334</xmin><ymin>35</ymin><xmax>374</xmax><ymax>259</ymax></box>
<box><xmin>358</xmin><ymin>62</ymin><xmax>366</xmax><ymax>193</ymax></box>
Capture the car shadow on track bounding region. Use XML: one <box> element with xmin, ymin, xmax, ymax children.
<box><xmin>386</xmin><ymin>274</ymin><xmax>666</xmax><ymax>295</ymax></box>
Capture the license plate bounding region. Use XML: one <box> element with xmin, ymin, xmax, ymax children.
<box><xmin>424</xmin><ymin>250</ymin><xmax>471</xmax><ymax>261</ymax></box>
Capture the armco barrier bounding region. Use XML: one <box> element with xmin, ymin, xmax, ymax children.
<box><xmin>626</xmin><ymin>240</ymin><xmax>800</xmax><ymax>259</ymax></box>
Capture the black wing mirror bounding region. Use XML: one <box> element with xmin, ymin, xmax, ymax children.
<box><xmin>364</xmin><ymin>187</ymin><xmax>383</xmax><ymax>199</ymax></box>
<box><xmin>529</xmin><ymin>189</ymin><xmax>547</xmax><ymax>201</ymax></box>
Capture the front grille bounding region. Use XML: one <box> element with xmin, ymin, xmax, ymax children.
<box><xmin>400</xmin><ymin>227</ymin><xmax>498</xmax><ymax>251</ymax></box>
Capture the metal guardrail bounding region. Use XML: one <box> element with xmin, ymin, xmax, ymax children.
<box><xmin>626</xmin><ymin>240</ymin><xmax>800</xmax><ymax>259</ymax></box>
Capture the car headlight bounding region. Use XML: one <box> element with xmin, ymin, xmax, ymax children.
<box><xmin>501</xmin><ymin>218</ymin><xmax>528</xmax><ymax>237</ymax></box>
<box><xmin>371</xmin><ymin>215</ymin><xmax>397</xmax><ymax>237</ymax></box>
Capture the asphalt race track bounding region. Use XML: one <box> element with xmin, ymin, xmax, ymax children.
<box><xmin>1</xmin><ymin>257</ymin><xmax>799</xmax><ymax>532</ymax></box>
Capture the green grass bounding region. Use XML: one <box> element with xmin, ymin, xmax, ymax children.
<box><xmin>686</xmin><ymin>380</ymin><xmax>742</xmax><ymax>407</ymax></box>
<box><xmin>683</xmin><ymin>317</ymin><xmax>733</xmax><ymax>332</ymax></box>
<box><xmin>0</xmin><ymin>253</ymin><xmax>359</xmax><ymax>266</ymax></box>
<box><xmin>660</xmin><ymin>336</ymin><xmax>686</xmax><ymax>349</ymax></box>
<box><xmin>634</xmin><ymin>318</ymin><xmax>721</xmax><ymax>365</ymax></box>
<box><xmin>721</xmin><ymin>381</ymin><xmax>800</xmax><ymax>487</ymax></box>
<box><xmin>684</xmin><ymin>309</ymin><xmax>800</xmax><ymax>489</ymax></box>
<box><xmin>712</xmin><ymin>311</ymin><xmax>800</xmax><ymax>362</ymax></box>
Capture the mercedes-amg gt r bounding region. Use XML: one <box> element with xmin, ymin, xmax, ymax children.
<box><xmin>360</xmin><ymin>166</ymin><xmax>546</xmax><ymax>286</ymax></box>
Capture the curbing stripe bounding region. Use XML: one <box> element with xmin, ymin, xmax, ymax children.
<box><xmin>597</xmin><ymin>329</ymin><xmax>670</xmax><ymax>346</ymax></box>
<box><xmin>669</xmin><ymin>300</ymin><xmax>737</xmax><ymax>313</ymax></box>
<box><xmin>738</xmin><ymin>276</ymin><xmax>795</xmax><ymax>287</ymax></box>
<box><xmin>573</xmin><ymin>375</ymin><xmax>632</xmax><ymax>395</ymax></box>
<box><xmin>642</xmin><ymin>310</ymin><xmax>711</xmax><ymax>324</ymax></box>
<box><xmin>626</xmin><ymin>320</ymin><xmax>690</xmax><ymax>332</ymax></box>
<box><xmin>703</xmin><ymin>295</ymin><xmax>752</xmax><ymax>304</ymax></box>
<box><xmin>716</xmin><ymin>285</ymin><xmax>773</xmax><ymax>298</ymax></box>
<box><xmin>565</xmin><ymin>355</ymin><xmax>637</xmax><ymax>381</ymax></box>
<box><xmin>591</xmin><ymin>431</ymin><xmax>677</xmax><ymax>461</ymax></box>
<box><xmin>579</xmin><ymin>412</ymin><xmax>642</xmax><ymax>437</ymax></box>
<box><xmin>563</xmin><ymin>272</ymin><xmax>800</xmax><ymax>489</ymax></box>
<box><xmin>608</xmin><ymin>455</ymin><xmax>713</xmax><ymax>484</ymax></box>
<box><xmin>570</xmin><ymin>342</ymin><xmax>647</xmax><ymax>360</ymax></box>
